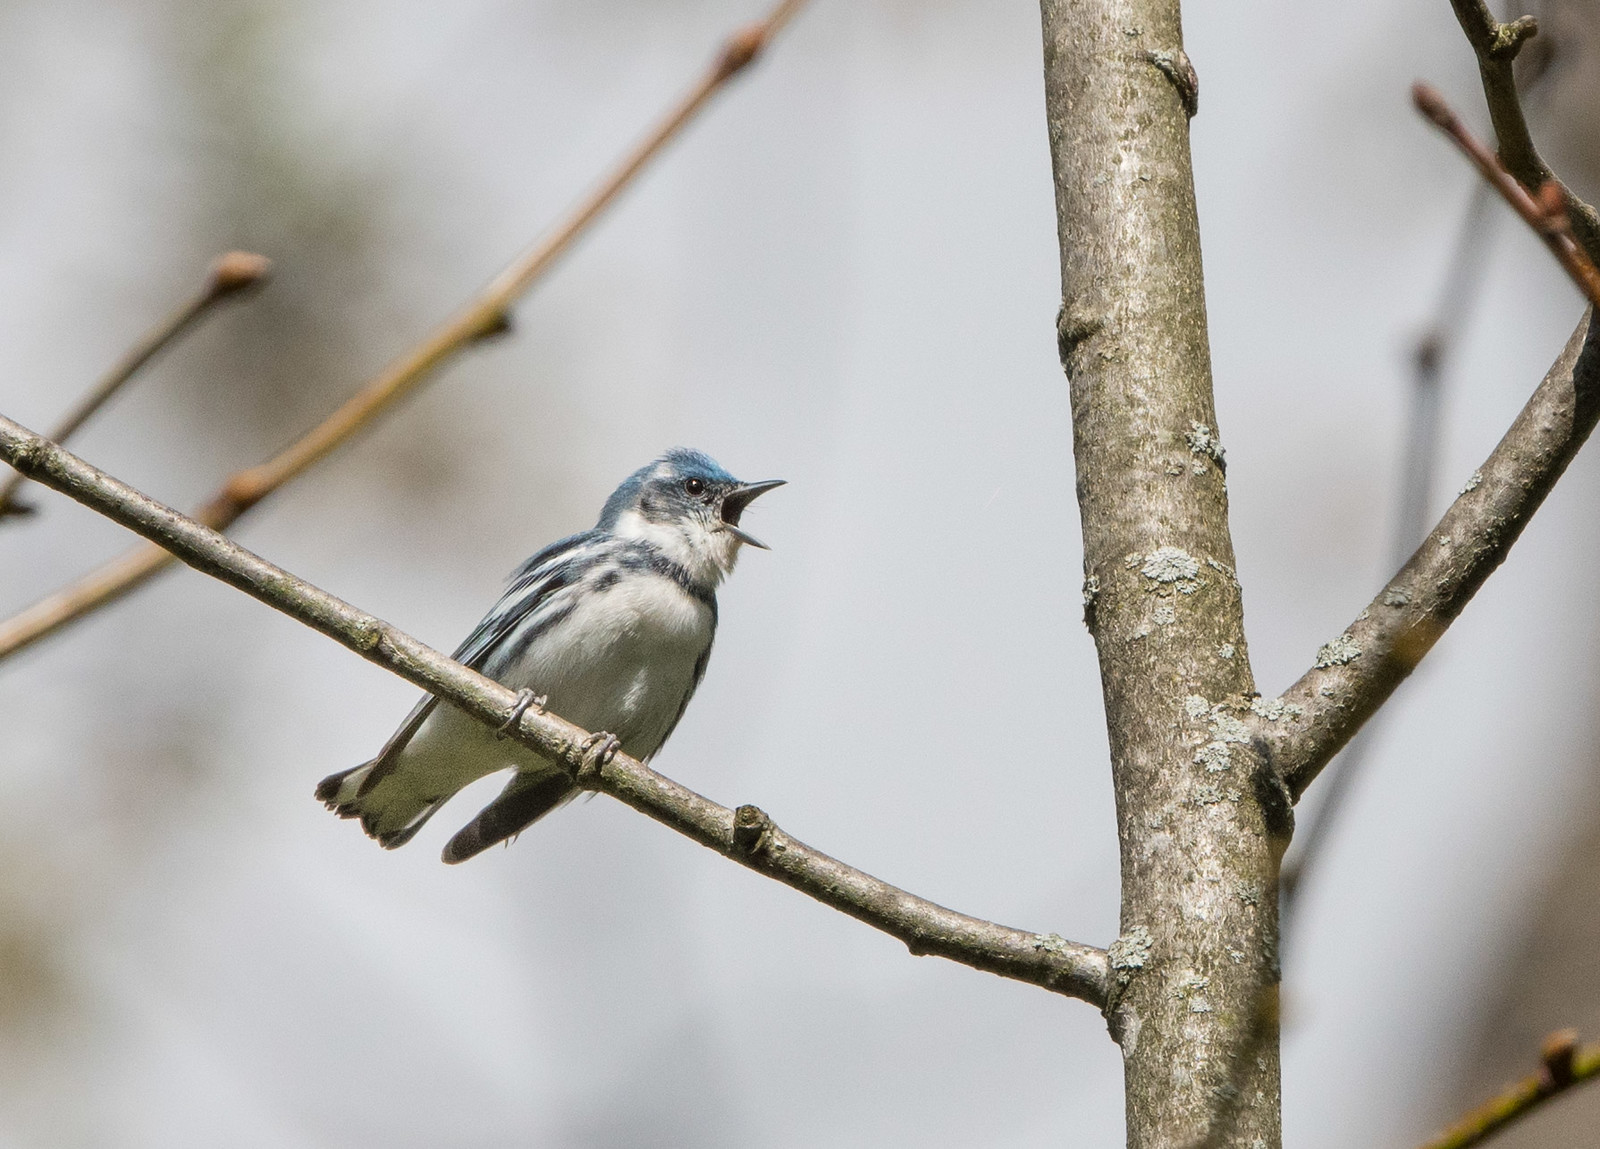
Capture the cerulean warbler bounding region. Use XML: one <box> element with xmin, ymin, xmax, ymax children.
<box><xmin>317</xmin><ymin>448</ymin><xmax>783</xmax><ymax>863</ymax></box>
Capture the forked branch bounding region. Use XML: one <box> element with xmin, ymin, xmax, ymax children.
<box><xmin>0</xmin><ymin>251</ymin><xmax>270</xmax><ymax>521</ymax></box>
<box><xmin>1447</xmin><ymin>0</ymin><xmax>1600</xmax><ymax>261</ymax></box>
<box><xmin>1258</xmin><ymin>69</ymin><xmax>1600</xmax><ymax>799</ymax></box>
<box><xmin>0</xmin><ymin>412</ymin><xmax>1110</xmax><ymax>1008</ymax></box>
<box><xmin>0</xmin><ymin>0</ymin><xmax>808</xmax><ymax>663</ymax></box>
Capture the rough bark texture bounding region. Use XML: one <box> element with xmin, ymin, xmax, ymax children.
<box><xmin>1039</xmin><ymin>2</ymin><xmax>1283</xmax><ymax>1145</ymax></box>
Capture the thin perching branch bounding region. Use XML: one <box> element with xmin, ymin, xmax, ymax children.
<box><xmin>1413</xmin><ymin>83</ymin><xmax>1600</xmax><ymax>306</ymax></box>
<box><xmin>0</xmin><ymin>251</ymin><xmax>271</xmax><ymax>521</ymax></box>
<box><xmin>0</xmin><ymin>411</ymin><xmax>1111</xmax><ymax>1009</ymax></box>
<box><xmin>0</xmin><ymin>0</ymin><xmax>808</xmax><ymax>664</ymax></box>
<box><xmin>1448</xmin><ymin>0</ymin><xmax>1600</xmax><ymax>263</ymax></box>
<box><xmin>1419</xmin><ymin>1029</ymin><xmax>1600</xmax><ymax>1149</ymax></box>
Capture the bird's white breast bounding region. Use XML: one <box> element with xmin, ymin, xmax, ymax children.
<box><xmin>505</xmin><ymin>569</ymin><xmax>714</xmax><ymax>759</ymax></box>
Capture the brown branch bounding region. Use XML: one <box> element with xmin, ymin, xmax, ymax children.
<box><xmin>1419</xmin><ymin>1029</ymin><xmax>1600</xmax><ymax>1149</ymax></box>
<box><xmin>0</xmin><ymin>252</ymin><xmax>270</xmax><ymax>521</ymax></box>
<box><xmin>1447</xmin><ymin>0</ymin><xmax>1600</xmax><ymax>262</ymax></box>
<box><xmin>1260</xmin><ymin>307</ymin><xmax>1599</xmax><ymax>800</ymax></box>
<box><xmin>1280</xmin><ymin>83</ymin><xmax>1600</xmax><ymax>889</ymax></box>
<box><xmin>1413</xmin><ymin>83</ymin><xmax>1600</xmax><ymax>306</ymax></box>
<box><xmin>0</xmin><ymin>0</ymin><xmax>807</xmax><ymax>663</ymax></box>
<box><xmin>0</xmin><ymin>411</ymin><xmax>1111</xmax><ymax>1008</ymax></box>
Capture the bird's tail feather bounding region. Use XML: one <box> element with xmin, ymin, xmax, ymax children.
<box><xmin>441</xmin><ymin>771</ymin><xmax>577</xmax><ymax>865</ymax></box>
<box><xmin>315</xmin><ymin>761</ymin><xmax>450</xmax><ymax>850</ymax></box>
<box><xmin>315</xmin><ymin>762</ymin><xmax>373</xmax><ymax>810</ymax></box>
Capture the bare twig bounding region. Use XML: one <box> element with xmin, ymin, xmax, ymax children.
<box><xmin>1419</xmin><ymin>1029</ymin><xmax>1600</xmax><ymax>1149</ymax></box>
<box><xmin>1258</xmin><ymin>307</ymin><xmax>1600</xmax><ymax>800</ymax></box>
<box><xmin>1413</xmin><ymin>83</ymin><xmax>1600</xmax><ymax>306</ymax></box>
<box><xmin>0</xmin><ymin>252</ymin><xmax>271</xmax><ymax>521</ymax></box>
<box><xmin>0</xmin><ymin>411</ymin><xmax>1110</xmax><ymax>1007</ymax></box>
<box><xmin>0</xmin><ymin>0</ymin><xmax>808</xmax><ymax>663</ymax></box>
<box><xmin>1448</xmin><ymin>0</ymin><xmax>1600</xmax><ymax>261</ymax></box>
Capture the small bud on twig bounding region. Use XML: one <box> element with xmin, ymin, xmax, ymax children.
<box><xmin>1540</xmin><ymin>1028</ymin><xmax>1579</xmax><ymax>1089</ymax></box>
<box><xmin>205</xmin><ymin>251</ymin><xmax>273</xmax><ymax>299</ymax></box>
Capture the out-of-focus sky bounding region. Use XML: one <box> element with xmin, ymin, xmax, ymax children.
<box><xmin>0</xmin><ymin>1</ymin><xmax>1595</xmax><ymax>1145</ymax></box>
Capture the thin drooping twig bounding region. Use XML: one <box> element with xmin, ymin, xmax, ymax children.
<box><xmin>1419</xmin><ymin>1029</ymin><xmax>1600</xmax><ymax>1149</ymax></box>
<box><xmin>1257</xmin><ymin>307</ymin><xmax>1600</xmax><ymax>800</ymax></box>
<box><xmin>0</xmin><ymin>252</ymin><xmax>271</xmax><ymax>521</ymax></box>
<box><xmin>0</xmin><ymin>0</ymin><xmax>808</xmax><ymax>664</ymax></box>
<box><xmin>1413</xmin><ymin>83</ymin><xmax>1600</xmax><ymax>306</ymax></box>
<box><xmin>1279</xmin><ymin>185</ymin><xmax>1498</xmax><ymax>911</ymax></box>
<box><xmin>1447</xmin><ymin>0</ymin><xmax>1600</xmax><ymax>262</ymax></box>
<box><xmin>0</xmin><ymin>411</ymin><xmax>1111</xmax><ymax>1008</ymax></box>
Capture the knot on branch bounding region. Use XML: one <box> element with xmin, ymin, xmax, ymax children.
<box><xmin>1540</xmin><ymin>1028</ymin><xmax>1579</xmax><ymax>1089</ymax></box>
<box><xmin>1489</xmin><ymin>15</ymin><xmax>1538</xmax><ymax>61</ymax></box>
<box><xmin>350</xmin><ymin>617</ymin><xmax>384</xmax><ymax>653</ymax></box>
<box><xmin>715</xmin><ymin>24</ymin><xmax>768</xmax><ymax>81</ymax></box>
<box><xmin>732</xmin><ymin>804</ymin><xmax>773</xmax><ymax>856</ymax></box>
<box><xmin>5</xmin><ymin>434</ymin><xmax>43</xmax><ymax>477</ymax></box>
<box><xmin>1145</xmin><ymin>48</ymin><xmax>1199</xmax><ymax>118</ymax></box>
<box><xmin>1055</xmin><ymin>305</ymin><xmax>1103</xmax><ymax>367</ymax></box>
<box><xmin>472</xmin><ymin>308</ymin><xmax>514</xmax><ymax>343</ymax></box>
<box><xmin>211</xmin><ymin>474</ymin><xmax>268</xmax><ymax>522</ymax></box>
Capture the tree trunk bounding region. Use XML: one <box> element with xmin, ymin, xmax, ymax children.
<box><xmin>1039</xmin><ymin>2</ymin><xmax>1284</xmax><ymax>1144</ymax></box>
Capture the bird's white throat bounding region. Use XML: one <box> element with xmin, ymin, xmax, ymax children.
<box><xmin>611</xmin><ymin>508</ymin><xmax>740</xmax><ymax>585</ymax></box>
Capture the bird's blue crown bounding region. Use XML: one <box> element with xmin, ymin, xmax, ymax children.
<box><xmin>597</xmin><ymin>448</ymin><xmax>738</xmax><ymax>529</ymax></box>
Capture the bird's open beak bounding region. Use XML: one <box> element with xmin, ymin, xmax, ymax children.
<box><xmin>719</xmin><ymin>479</ymin><xmax>785</xmax><ymax>549</ymax></box>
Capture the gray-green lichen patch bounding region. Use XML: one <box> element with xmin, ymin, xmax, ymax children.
<box><xmin>1314</xmin><ymin>633</ymin><xmax>1362</xmax><ymax>668</ymax></box>
<box><xmin>1032</xmin><ymin>932</ymin><xmax>1075</xmax><ymax>957</ymax></box>
<box><xmin>1383</xmin><ymin>586</ymin><xmax>1412</xmax><ymax>607</ymax></box>
<box><xmin>1110</xmin><ymin>925</ymin><xmax>1154</xmax><ymax>971</ymax></box>
<box><xmin>1193</xmin><ymin>783</ymin><xmax>1240</xmax><ymax>806</ymax></box>
<box><xmin>1184</xmin><ymin>694</ymin><xmax>1210</xmax><ymax>719</ymax></box>
<box><xmin>1460</xmin><ymin>469</ymin><xmax>1484</xmax><ymax>494</ymax></box>
<box><xmin>1184</xmin><ymin>421</ymin><xmax>1226</xmax><ymax>471</ymax></box>
<box><xmin>1249</xmin><ymin>696</ymin><xmax>1303</xmax><ymax>722</ymax></box>
<box><xmin>1142</xmin><ymin>545</ymin><xmax>1200</xmax><ymax>588</ymax></box>
<box><xmin>1196</xmin><ymin>741</ymin><xmax>1233</xmax><ymax>772</ymax></box>
<box><xmin>1217</xmin><ymin>642</ymin><xmax>1235</xmax><ymax>659</ymax></box>
<box><xmin>1154</xmin><ymin>604</ymin><xmax>1177</xmax><ymax>625</ymax></box>
<box><xmin>1082</xmin><ymin>574</ymin><xmax>1101</xmax><ymax>609</ymax></box>
<box><xmin>1211</xmin><ymin>712</ymin><xmax>1249</xmax><ymax>744</ymax></box>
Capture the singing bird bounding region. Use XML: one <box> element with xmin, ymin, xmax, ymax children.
<box><xmin>317</xmin><ymin>448</ymin><xmax>783</xmax><ymax>864</ymax></box>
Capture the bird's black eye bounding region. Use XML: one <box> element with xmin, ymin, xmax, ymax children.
<box><xmin>683</xmin><ymin>477</ymin><xmax>706</xmax><ymax>497</ymax></box>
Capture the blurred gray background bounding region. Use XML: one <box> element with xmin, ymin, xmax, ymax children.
<box><xmin>0</xmin><ymin>0</ymin><xmax>1597</xmax><ymax>1145</ymax></box>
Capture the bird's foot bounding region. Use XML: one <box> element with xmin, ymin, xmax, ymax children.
<box><xmin>496</xmin><ymin>688</ymin><xmax>546</xmax><ymax>739</ymax></box>
<box><xmin>575</xmin><ymin>731</ymin><xmax>621</xmax><ymax>785</ymax></box>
